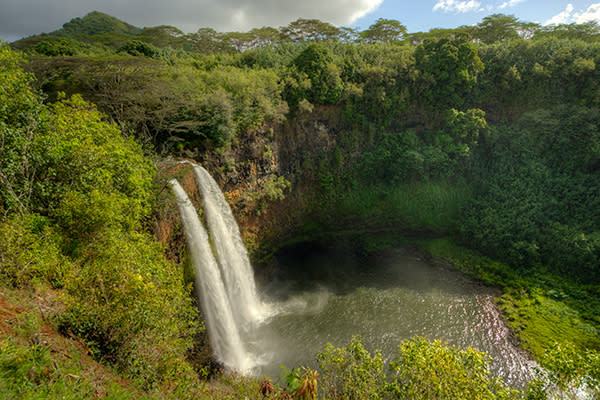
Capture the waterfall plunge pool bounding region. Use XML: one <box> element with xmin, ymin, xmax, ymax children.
<box><xmin>169</xmin><ymin>165</ymin><xmax>535</xmax><ymax>388</ymax></box>
<box><xmin>244</xmin><ymin>241</ymin><xmax>535</xmax><ymax>387</ymax></box>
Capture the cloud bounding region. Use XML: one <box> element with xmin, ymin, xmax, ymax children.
<box><xmin>575</xmin><ymin>3</ymin><xmax>600</xmax><ymax>23</ymax></box>
<box><xmin>0</xmin><ymin>0</ymin><xmax>383</xmax><ymax>42</ymax></box>
<box><xmin>544</xmin><ymin>3</ymin><xmax>600</xmax><ymax>25</ymax></box>
<box><xmin>545</xmin><ymin>3</ymin><xmax>575</xmax><ymax>25</ymax></box>
<box><xmin>499</xmin><ymin>0</ymin><xmax>525</xmax><ymax>10</ymax></box>
<box><xmin>433</xmin><ymin>0</ymin><xmax>482</xmax><ymax>13</ymax></box>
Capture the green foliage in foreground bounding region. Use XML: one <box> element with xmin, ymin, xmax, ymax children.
<box><xmin>389</xmin><ymin>337</ymin><xmax>521</xmax><ymax>400</ymax></box>
<box><xmin>0</xmin><ymin>215</ymin><xmax>69</xmax><ymax>288</ymax></box>
<box><xmin>0</xmin><ymin>339</ymin><xmax>153</xmax><ymax>400</ymax></box>
<box><xmin>0</xmin><ymin>43</ymin><xmax>200</xmax><ymax>391</ymax></box>
<box><xmin>251</xmin><ymin>336</ymin><xmax>533</xmax><ymax>400</ymax></box>
<box><xmin>318</xmin><ymin>337</ymin><xmax>386</xmax><ymax>399</ymax></box>
<box><xmin>60</xmin><ymin>231</ymin><xmax>197</xmax><ymax>387</ymax></box>
<box><xmin>314</xmin><ymin>335</ymin><xmax>600</xmax><ymax>399</ymax></box>
<box><xmin>315</xmin><ymin>336</ymin><xmax>524</xmax><ymax>400</ymax></box>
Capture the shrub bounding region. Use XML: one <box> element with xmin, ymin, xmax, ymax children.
<box><xmin>117</xmin><ymin>40</ymin><xmax>161</xmax><ymax>58</ymax></box>
<box><xmin>317</xmin><ymin>336</ymin><xmax>386</xmax><ymax>400</ymax></box>
<box><xmin>34</xmin><ymin>38</ymin><xmax>88</xmax><ymax>56</ymax></box>
<box><xmin>389</xmin><ymin>337</ymin><xmax>520</xmax><ymax>400</ymax></box>
<box><xmin>0</xmin><ymin>214</ymin><xmax>69</xmax><ymax>288</ymax></box>
<box><xmin>61</xmin><ymin>230</ymin><xmax>198</xmax><ymax>388</ymax></box>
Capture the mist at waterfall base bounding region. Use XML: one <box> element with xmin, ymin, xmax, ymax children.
<box><xmin>170</xmin><ymin>165</ymin><xmax>534</xmax><ymax>387</ymax></box>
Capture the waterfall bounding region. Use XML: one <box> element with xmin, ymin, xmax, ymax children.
<box><xmin>169</xmin><ymin>179</ymin><xmax>252</xmax><ymax>371</ymax></box>
<box><xmin>192</xmin><ymin>165</ymin><xmax>266</xmax><ymax>328</ymax></box>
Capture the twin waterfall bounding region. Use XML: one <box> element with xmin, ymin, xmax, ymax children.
<box><xmin>169</xmin><ymin>163</ymin><xmax>267</xmax><ymax>372</ymax></box>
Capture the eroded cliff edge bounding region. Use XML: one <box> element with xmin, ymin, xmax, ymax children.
<box><xmin>154</xmin><ymin>105</ymin><xmax>347</xmax><ymax>262</ymax></box>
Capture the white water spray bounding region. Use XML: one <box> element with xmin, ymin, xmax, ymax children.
<box><xmin>192</xmin><ymin>165</ymin><xmax>267</xmax><ymax>327</ymax></box>
<box><xmin>169</xmin><ymin>179</ymin><xmax>253</xmax><ymax>371</ymax></box>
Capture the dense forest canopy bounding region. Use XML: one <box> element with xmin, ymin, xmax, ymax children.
<box><xmin>1</xmin><ymin>9</ymin><xmax>600</xmax><ymax>399</ymax></box>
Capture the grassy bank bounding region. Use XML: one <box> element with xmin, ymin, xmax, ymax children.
<box><xmin>0</xmin><ymin>285</ymin><xmax>268</xmax><ymax>400</ymax></box>
<box><xmin>414</xmin><ymin>238</ymin><xmax>600</xmax><ymax>361</ymax></box>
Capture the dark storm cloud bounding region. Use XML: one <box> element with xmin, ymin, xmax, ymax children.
<box><xmin>0</xmin><ymin>0</ymin><xmax>383</xmax><ymax>41</ymax></box>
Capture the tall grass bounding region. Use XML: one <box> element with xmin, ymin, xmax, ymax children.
<box><xmin>328</xmin><ymin>180</ymin><xmax>472</xmax><ymax>232</ymax></box>
<box><xmin>387</xmin><ymin>181</ymin><xmax>472</xmax><ymax>231</ymax></box>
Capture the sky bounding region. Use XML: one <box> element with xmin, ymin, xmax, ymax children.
<box><xmin>1</xmin><ymin>0</ymin><xmax>600</xmax><ymax>42</ymax></box>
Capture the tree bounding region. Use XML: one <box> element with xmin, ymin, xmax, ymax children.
<box><xmin>317</xmin><ymin>336</ymin><xmax>386</xmax><ymax>400</ymax></box>
<box><xmin>414</xmin><ymin>33</ymin><xmax>484</xmax><ymax>108</ymax></box>
<box><xmin>361</xmin><ymin>18</ymin><xmax>407</xmax><ymax>43</ymax></box>
<box><xmin>139</xmin><ymin>25</ymin><xmax>185</xmax><ymax>48</ymax></box>
<box><xmin>516</xmin><ymin>21</ymin><xmax>541</xmax><ymax>39</ymax></box>
<box><xmin>0</xmin><ymin>45</ymin><xmax>199</xmax><ymax>389</ymax></box>
<box><xmin>445</xmin><ymin>108</ymin><xmax>487</xmax><ymax>148</ymax></box>
<box><xmin>474</xmin><ymin>14</ymin><xmax>520</xmax><ymax>44</ymax></box>
<box><xmin>280</xmin><ymin>18</ymin><xmax>341</xmax><ymax>42</ymax></box>
<box><xmin>338</xmin><ymin>26</ymin><xmax>361</xmax><ymax>43</ymax></box>
<box><xmin>224</xmin><ymin>27</ymin><xmax>281</xmax><ymax>51</ymax></box>
<box><xmin>223</xmin><ymin>32</ymin><xmax>255</xmax><ymax>53</ymax></box>
<box><xmin>0</xmin><ymin>43</ymin><xmax>43</xmax><ymax>213</ymax></box>
<box><xmin>439</xmin><ymin>108</ymin><xmax>488</xmax><ymax>173</ymax></box>
<box><xmin>290</xmin><ymin>43</ymin><xmax>344</xmax><ymax>105</ymax></box>
<box><xmin>34</xmin><ymin>38</ymin><xmax>88</xmax><ymax>56</ymax></box>
<box><xmin>534</xmin><ymin>21</ymin><xmax>600</xmax><ymax>41</ymax></box>
<box><xmin>117</xmin><ymin>40</ymin><xmax>161</xmax><ymax>58</ymax></box>
<box><xmin>248</xmin><ymin>27</ymin><xmax>282</xmax><ymax>47</ymax></box>
<box><xmin>408</xmin><ymin>27</ymin><xmax>470</xmax><ymax>45</ymax></box>
<box><xmin>184</xmin><ymin>28</ymin><xmax>235</xmax><ymax>53</ymax></box>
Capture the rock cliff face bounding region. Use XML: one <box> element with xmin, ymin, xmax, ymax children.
<box><xmin>154</xmin><ymin>106</ymin><xmax>343</xmax><ymax>261</ymax></box>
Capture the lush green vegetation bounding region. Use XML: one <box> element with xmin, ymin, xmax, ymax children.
<box><xmin>2</xmin><ymin>9</ymin><xmax>600</xmax><ymax>398</ymax></box>
<box><xmin>0</xmin><ymin>43</ymin><xmax>201</xmax><ymax>395</ymax></box>
<box><xmin>254</xmin><ymin>336</ymin><xmax>539</xmax><ymax>399</ymax></box>
<box><xmin>317</xmin><ymin>336</ymin><xmax>533</xmax><ymax>399</ymax></box>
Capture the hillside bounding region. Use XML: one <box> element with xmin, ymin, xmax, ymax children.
<box><xmin>58</xmin><ymin>11</ymin><xmax>142</xmax><ymax>37</ymax></box>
